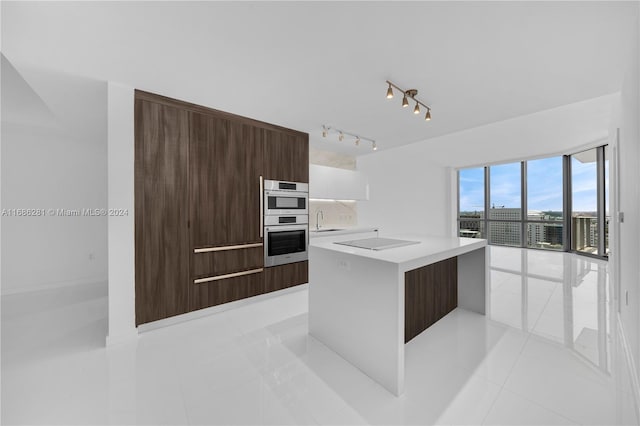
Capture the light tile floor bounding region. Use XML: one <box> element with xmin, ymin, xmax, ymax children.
<box><xmin>2</xmin><ymin>246</ymin><xmax>639</xmax><ymax>425</ymax></box>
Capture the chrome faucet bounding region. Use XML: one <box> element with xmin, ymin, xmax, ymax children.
<box><xmin>316</xmin><ymin>210</ymin><xmax>324</xmax><ymax>231</ymax></box>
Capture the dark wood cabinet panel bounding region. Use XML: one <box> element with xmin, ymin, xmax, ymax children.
<box><xmin>263</xmin><ymin>129</ymin><xmax>309</xmax><ymax>183</ymax></box>
<box><xmin>189</xmin><ymin>113</ymin><xmax>264</xmax><ymax>248</ymax></box>
<box><xmin>193</xmin><ymin>247</ymin><xmax>264</xmax><ymax>279</ymax></box>
<box><xmin>404</xmin><ymin>257</ymin><xmax>458</xmax><ymax>343</ymax></box>
<box><xmin>191</xmin><ymin>272</ymin><xmax>264</xmax><ymax>311</ymax></box>
<box><xmin>134</xmin><ymin>99</ymin><xmax>190</xmax><ymax>325</ymax></box>
<box><xmin>264</xmin><ymin>261</ymin><xmax>308</xmax><ymax>294</ymax></box>
<box><xmin>135</xmin><ymin>90</ymin><xmax>309</xmax><ymax>324</ymax></box>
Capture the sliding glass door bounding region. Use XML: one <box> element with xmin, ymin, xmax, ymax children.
<box><xmin>569</xmin><ymin>146</ymin><xmax>608</xmax><ymax>257</ymax></box>
<box><xmin>570</xmin><ymin>148</ymin><xmax>598</xmax><ymax>254</ymax></box>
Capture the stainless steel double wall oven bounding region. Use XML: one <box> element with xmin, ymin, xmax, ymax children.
<box><xmin>262</xmin><ymin>180</ymin><xmax>309</xmax><ymax>267</ymax></box>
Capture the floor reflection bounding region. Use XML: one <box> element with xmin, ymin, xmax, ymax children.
<box><xmin>488</xmin><ymin>246</ymin><xmax>611</xmax><ymax>373</ymax></box>
<box><xmin>1</xmin><ymin>246</ymin><xmax>638</xmax><ymax>425</ymax></box>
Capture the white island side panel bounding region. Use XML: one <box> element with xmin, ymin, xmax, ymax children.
<box><xmin>308</xmin><ymin>245</ymin><xmax>405</xmax><ymax>396</ymax></box>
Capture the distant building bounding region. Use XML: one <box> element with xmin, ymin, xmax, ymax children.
<box><xmin>482</xmin><ymin>207</ymin><xmax>521</xmax><ymax>246</ymax></box>
<box><xmin>459</xmin><ymin>212</ymin><xmax>482</xmax><ymax>238</ymax></box>
<box><xmin>459</xmin><ymin>207</ymin><xmax>563</xmax><ymax>247</ymax></box>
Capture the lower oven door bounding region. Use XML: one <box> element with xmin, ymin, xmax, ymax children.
<box><xmin>264</xmin><ymin>224</ymin><xmax>308</xmax><ymax>267</ymax></box>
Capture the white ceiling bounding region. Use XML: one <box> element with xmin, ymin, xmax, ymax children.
<box><xmin>2</xmin><ymin>1</ymin><xmax>636</xmax><ymax>156</ymax></box>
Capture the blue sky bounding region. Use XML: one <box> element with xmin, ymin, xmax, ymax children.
<box><xmin>459</xmin><ymin>156</ymin><xmax>602</xmax><ymax>213</ymax></box>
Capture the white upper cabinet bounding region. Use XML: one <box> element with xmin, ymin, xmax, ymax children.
<box><xmin>309</xmin><ymin>164</ymin><xmax>369</xmax><ymax>200</ymax></box>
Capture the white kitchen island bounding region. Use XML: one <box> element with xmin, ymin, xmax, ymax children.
<box><xmin>308</xmin><ymin>234</ymin><xmax>487</xmax><ymax>396</ymax></box>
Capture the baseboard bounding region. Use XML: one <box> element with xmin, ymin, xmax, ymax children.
<box><xmin>1</xmin><ymin>276</ymin><xmax>108</xmax><ymax>297</ymax></box>
<box><xmin>617</xmin><ymin>314</ymin><xmax>640</xmax><ymax>422</ymax></box>
<box><xmin>138</xmin><ymin>283</ymin><xmax>309</xmax><ymax>333</ymax></box>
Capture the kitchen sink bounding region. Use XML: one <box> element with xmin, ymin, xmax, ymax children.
<box><xmin>311</xmin><ymin>228</ymin><xmax>344</xmax><ymax>232</ymax></box>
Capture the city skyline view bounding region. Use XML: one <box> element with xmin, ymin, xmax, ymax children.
<box><xmin>459</xmin><ymin>155</ymin><xmax>605</xmax><ymax>214</ymax></box>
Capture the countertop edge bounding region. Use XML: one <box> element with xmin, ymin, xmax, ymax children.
<box><xmin>310</xmin><ymin>235</ymin><xmax>487</xmax><ymax>267</ymax></box>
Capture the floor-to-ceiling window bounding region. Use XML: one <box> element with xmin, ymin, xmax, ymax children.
<box><xmin>457</xmin><ymin>145</ymin><xmax>608</xmax><ymax>259</ymax></box>
<box><xmin>568</xmin><ymin>146</ymin><xmax>609</xmax><ymax>257</ymax></box>
<box><xmin>457</xmin><ymin>167</ymin><xmax>486</xmax><ymax>239</ymax></box>
<box><xmin>526</xmin><ymin>156</ymin><xmax>564</xmax><ymax>250</ymax></box>
<box><xmin>488</xmin><ymin>163</ymin><xmax>522</xmax><ymax>247</ymax></box>
<box><xmin>570</xmin><ymin>148</ymin><xmax>599</xmax><ymax>254</ymax></box>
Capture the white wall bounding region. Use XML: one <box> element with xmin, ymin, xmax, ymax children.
<box><xmin>356</xmin><ymin>91</ymin><xmax>617</xmax><ymax>238</ymax></box>
<box><xmin>356</xmin><ymin>91</ymin><xmax>616</xmax><ymax>240</ymax></box>
<box><xmin>106</xmin><ymin>82</ymin><xmax>137</xmax><ymax>345</ymax></box>
<box><xmin>357</xmin><ymin>145</ymin><xmax>451</xmax><ymax>237</ymax></box>
<box><xmin>612</xmin><ymin>5</ymin><xmax>640</xmax><ymax>388</ymax></box>
<box><xmin>410</xmin><ymin>94</ymin><xmax>616</xmax><ymax>169</ymax></box>
<box><xmin>1</xmin><ymin>56</ymin><xmax>108</xmax><ymax>295</ymax></box>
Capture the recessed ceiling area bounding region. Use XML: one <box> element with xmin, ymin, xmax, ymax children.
<box><xmin>1</xmin><ymin>1</ymin><xmax>636</xmax><ymax>156</ymax></box>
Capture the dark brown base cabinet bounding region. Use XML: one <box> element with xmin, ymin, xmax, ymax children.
<box><xmin>404</xmin><ymin>257</ymin><xmax>458</xmax><ymax>343</ymax></box>
<box><xmin>265</xmin><ymin>261</ymin><xmax>309</xmax><ymax>294</ymax></box>
<box><xmin>135</xmin><ymin>90</ymin><xmax>309</xmax><ymax>326</ymax></box>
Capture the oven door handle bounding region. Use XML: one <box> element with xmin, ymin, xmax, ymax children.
<box><xmin>265</xmin><ymin>225</ymin><xmax>308</xmax><ymax>232</ymax></box>
<box><xmin>264</xmin><ymin>189</ymin><xmax>309</xmax><ymax>198</ymax></box>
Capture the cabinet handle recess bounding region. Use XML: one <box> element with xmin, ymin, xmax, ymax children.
<box><xmin>194</xmin><ymin>268</ymin><xmax>264</xmax><ymax>284</ymax></box>
<box><xmin>259</xmin><ymin>175</ymin><xmax>264</xmax><ymax>238</ymax></box>
<box><xmin>194</xmin><ymin>243</ymin><xmax>263</xmax><ymax>253</ymax></box>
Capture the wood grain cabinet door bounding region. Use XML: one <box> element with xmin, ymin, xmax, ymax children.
<box><xmin>264</xmin><ymin>261</ymin><xmax>308</xmax><ymax>293</ymax></box>
<box><xmin>404</xmin><ymin>257</ymin><xmax>458</xmax><ymax>343</ymax></box>
<box><xmin>189</xmin><ymin>112</ymin><xmax>264</xmax><ymax>248</ymax></box>
<box><xmin>134</xmin><ymin>99</ymin><xmax>190</xmax><ymax>325</ymax></box>
<box><xmin>263</xmin><ymin>129</ymin><xmax>309</xmax><ymax>183</ymax></box>
<box><xmin>191</xmin><ymin>272</ymin><xmax>264</xmax><ymax>311</ymax></box>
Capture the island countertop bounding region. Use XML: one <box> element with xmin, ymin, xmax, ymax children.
<box><xmin>310</xmin><ymin>234</ymin><xmax>487</xmax><ymax>272</ymax></box>
<box><xmin>308</xmin><ymin>233</ymin><xmax>488</xmax><ymax>396</ymax></box>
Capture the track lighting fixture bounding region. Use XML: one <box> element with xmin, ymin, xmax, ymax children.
<box><xmin>386</xmin><ymin>83</ymin><xmax>394</xmax><ymax>99</ymax></box>
<box><xmin>321</xmin><ymin>125</ymin><xmax>377</xmax><ymax>151</ymax></box>
<box><xmin>386</xmin><ymin>80</ymin><xmax>432</xmax><ymax>123</ymax></box>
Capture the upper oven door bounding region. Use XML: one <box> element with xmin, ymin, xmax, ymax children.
<box><xmin>264</xmin><ymin>190</ymin><xmax>308</xmax><ymax>216</ymax></box>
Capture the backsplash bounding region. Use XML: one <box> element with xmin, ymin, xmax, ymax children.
<box><xmin>309</xmin><ymin>147</ymin><xmax>356</xmax><ymax>171</ymax></box>
<box><xmin>309</xmin><ymin>200</ymin><xmax>358</xmax><ymax>229</ymax></box>
<box><xmin>309</xmin><ymin>148</ymin><xmax>359</xmax><ymax>229</ymax></box>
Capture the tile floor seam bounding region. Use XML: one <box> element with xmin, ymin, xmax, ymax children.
<box><xmin>515</xmin><ymin>337</ymin><xmax>617</xmax><ymax>391</ymax></box>
<box><xmin>480</xmin><ymin>326</ymin><xmax>534</xmax><ymax>425</ymax></box>
<box><xmin>2</xmin><ymin>247</ymin><xmax>630</xmax><ymax>426</ymax></box>
<box><xmin>500</xmin><ymin>333</ymin><xmax>618</xmax><ymax>425</ymax></box>
<box><xmin>525</xmin><ymin>282</ymin><xmax>557</xmax><ymax>335</ymax></box>
<box><xmin>499</xmin><ymin>387</ymin><xmax>584</xmax><ymax>425</ymax></box>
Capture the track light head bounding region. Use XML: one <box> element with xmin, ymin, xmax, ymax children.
<box><xmin>321</xmin><ymin>125</ymin><xmax>374</xmax><ymax>150</ymax></box>
<box><xmin>372</xmin><ymin>142</ymin><xmax>377</xmax><ymax>151</ymax></box>
<box><xmin>386</xmin><ymin>81</ymin><xmax>432</xmax><ymax>123</ymax></box>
